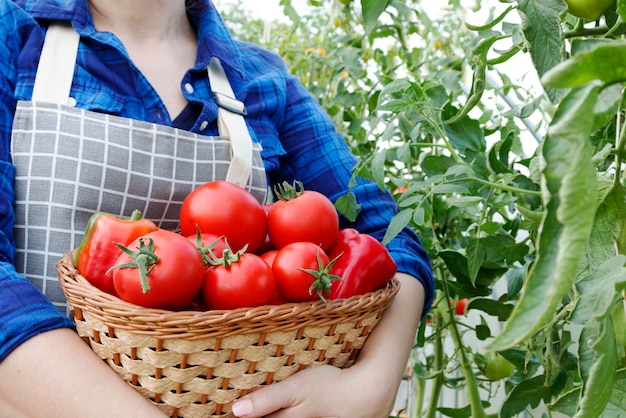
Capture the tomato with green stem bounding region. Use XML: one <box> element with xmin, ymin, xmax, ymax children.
<box><xmin>267</xmin><ymin>180</ymin><xmax>339</xmax><ymax>251</ymax></box>
<box><xmin>110</xmin><ymin>229</ymin><xmax>204</xmax><ymax>310</ymax></box>
<box><xmin>272</xmin><ymin>241</ymin><xmax>340</xmax><ymax>302</ymax></box>
<box><xmin>201</xmin><ymin>244</ymin><xmax>276</xmax><ymax>310</ymax></box>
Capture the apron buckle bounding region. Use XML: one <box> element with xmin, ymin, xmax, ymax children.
<box><xmin>213</xmin><ymin>92</ymin><xmax>248</xmax><ymax>116</ymax></box>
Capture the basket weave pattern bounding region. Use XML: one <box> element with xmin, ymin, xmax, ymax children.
<box><xmin>56</xmin><ymin>251</ymin><xmax>399</xmax><ymax>418</ymax></box>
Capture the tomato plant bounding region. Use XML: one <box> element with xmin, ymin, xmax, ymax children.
<box><xmin>267</xmin><ymin>181</ymin><xmax>339</xmax><ymax>251</ymax></box>
<box><xmin>221</xmin><ymin>0</ymin><xmax>626</xmax><ymax>415</ymax></box>
<box><xmin>201</xmin><ymin>246</ymin><xmax>275</xmax><ymax>310</ymax></box>
<box><xmin>272</xmin><ymin>241</ymin><xmax>339</xmax><ymax>302</ymax></box>
<box><xmin>110</xmin><ymin>229</ymin><xmax>205</xmax><ymax>311</ymax></box>
<box><xmin>179</xmin><ymin>180</ymin><xmax>267</xmax><ymax>253</ymax></box>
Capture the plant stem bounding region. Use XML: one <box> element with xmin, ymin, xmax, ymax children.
<box><xmin>425</xmin><ymin>314</ymin><xmax>445</xmax><ymax>418</ymax></box>
<box><xmin>564</xmin><ymin>26</ymin><xmax>609</xmax><ymax>38</ymax></box>
<box><xmin>440</xmin><ymin>285</ymin><xmax>489</xmax><ymax>418</ymax></box>
<box><xmin>614</xmin><ymin>104</ymin><xmax>626</xmax><ymax>188</ymax></box>
<box><xmin>413</xmin><ymin>363</ymin><xmax>425</xmax><ymax>418</ymax></box>
<box><xmin>448</xmin><ymin>175</ymin><xmax>543</xmax><ymax>196</ymax></box>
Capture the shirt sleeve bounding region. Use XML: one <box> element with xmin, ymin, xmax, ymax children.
<box><xmin>270</xmin><ymin>69</ymin><xmax>434</xmax><ymax>314</ymax></box>
<box><xmin>0</xmin><ymin>163</ymin><xmax>75</xmax><ymax>363</ymax></box>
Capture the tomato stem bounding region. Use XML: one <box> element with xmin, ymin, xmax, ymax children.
<box><xmin>273</xmin><ymin>180</ymin><xmax>306</xmax><ymax>201</ymax></box>
<box><xmin>202</xmin><ymin>238</ymin><xmax>247</xmax><ymax>267</ymax></box>
<box><xmin>300</xmin><ymin>247</ymin><xmax>342</xmax><ymax>302</ymax></box>
<box><xmin>129</xmin><ymin>209</ymin><xmax>143</xmax><ymax>221</ymax></box>
<box><xmin>107</xmin><ymin>238</ymin><xmax>159</xmax><ymax>294</ymax></box>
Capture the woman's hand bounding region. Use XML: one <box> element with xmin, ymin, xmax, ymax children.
<box><xmin>232</xmin><ymin>273</ymin><xmax>425</xmax><ymax>418</ymax></box>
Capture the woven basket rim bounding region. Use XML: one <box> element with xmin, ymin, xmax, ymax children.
<box><xmin>56</xmin><ymin>251</ymin><xmax>400</xmax><ymax>340</ymax></box>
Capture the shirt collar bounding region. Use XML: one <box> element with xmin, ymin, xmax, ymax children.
<box><xmin>23</xmin><ymin>0</ymin><xmax>245</xmax><ymax>78</ymax></box>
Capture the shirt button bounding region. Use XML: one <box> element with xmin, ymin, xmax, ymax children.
<box><xmin>184</xmin><ymin>83</ymin><xmax>194</xmax><ymax>94</ymax></box>
<box><xmin>199</xmin><ymin>120</ymin><xmax>209</xmax><ymax>131</ymax></box>
<box><xmin>67</xmin><ymin>97</ymin><xmax>77</xmax><ymax>107</ymax></box>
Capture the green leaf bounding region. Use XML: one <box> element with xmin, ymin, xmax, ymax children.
<box><xmin>620</xmin><ymin>0</ymin><xmax>626</xmax><ymax>21</ymax></box>
<box><xmin>549</xmin><ymin>388</ymin><xmax>582</xmax><ymax>416</ymax></box>
<box><xmin>421</xmin><ymin>155</ymin><xmax>457</xmax><ymax>176</ymax></box>
<box><xmin>467</xmin><ymin>237</ymin><xmax>485</xmax><ymax>285</ymax></box>
<box><xmin>361</xmin><ymin>0</ymin><xmax>389</xmax><ymax>33</ymax></box>
<box><xmin>370</xmin><ymin>149</ymin><xmax>387</xmax><ymax>190</ymax></box>
<box><xmin>543</xmin><ymin>41</ymin><xmax>626</xmax><ymax>89</ymax></box>
<box><xmin>600</xmin><ymin>368</ymin><xmax>626</xmax><ymax>417</ymax></box>
<box><xmin>432</xmin><ymin>184</ymin><xmax>470</xmax><ymax>194</ymax></box>
<box><xmin>500</xmin><ymin>375</ymin><xmax>552</xmax><ymax>418</ymax></box>
<box><xmin>443</xmin><ymin>116</ymin><xmax>486</xmax><ymax>154</ymax></box>
<box><xmin>382</xmin><ymin>208</ymin><xmax>412</xmax><ymax>245</ymax></box>
<box><xmin>446</xmin><ymin>196</ymin><xmax>483</xmax><ymax>207</ymax></box>
<box><xmin>577</xmin><ymin>184</ymin><xmax>626</xmax><ymax>280</ymax></box>
<box><xmin>517</xmin><ymin>0</ymin><xmax>566</xmax><ymax>102</ymax></box>
<box><xmin>571</xmin><ymin>255</ymin><xmax>626</xmax><ymax>325</ymax></box>
<box><xmin>490</xmin><ymin>83</ymin><xmax>601</xmax><ymax>351</ymax></box>
<box><xmin>574</xmin><ymin>319</ymin><xmax>617</xmax><ymax>418</ymax></box>
<box><xmin>334</xmin><ymin>191</ymin><xmax>361</xmax><ymax>222</ymax></box>
<box><xmin>468</xmin><ymin>297</ymin><xmax>515</xmax><ymax>321</ymax></box>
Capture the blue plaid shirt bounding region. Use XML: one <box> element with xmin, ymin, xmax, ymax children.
<box><xmin>0</xmin><ymin>0</ymin><xmax>433</xmax><ymax>362</ymax></box>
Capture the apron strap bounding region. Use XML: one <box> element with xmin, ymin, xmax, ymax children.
<box><xmin>32</xmin><ymin>22</ymin><xmax>79</xmax><ymax>104</ymax></box>
<box><xmin>207</xmin><ymin>57</ymin><xmax>253</xmax><ymax>187</ymax></box>
<box><xmin>32</xmin><ymin>23</ymin><xmax>253</xmax><ymax>188</ymax></box>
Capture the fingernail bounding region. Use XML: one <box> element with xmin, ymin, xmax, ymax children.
<box><xmin>232</xmin><ymin>398</ymin><xmax>253</xmax><ymax>416</ymax></box>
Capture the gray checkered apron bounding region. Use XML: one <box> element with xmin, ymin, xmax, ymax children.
<box><xmin>10</xmin><ymin>23</ymin><xmax>267</xmax><ymax>313</ymax></box>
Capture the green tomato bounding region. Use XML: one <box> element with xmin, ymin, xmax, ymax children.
<box><xmin>477</xmin><ymin>352</ymin><xmax>516</xmax><ymax>381</ymax></box>
<box><xmin>564</xmin><ymin>0</ymin><xmax>614</xmax><ymax>20</ymax></box>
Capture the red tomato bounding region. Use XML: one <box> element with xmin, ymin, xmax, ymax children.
<box><xmin>202</xmin><ymin>253</ymin><xmax>276</xmax><ymax>310</ymax></box>
<box><xmin>259</xmin><ymin>249</ymin><xmax>286</xmax><ymax>304</ymax></box>
<box><xmin>260</xmin><ymin>249</ymin><xmax>279</xmax><ymax>267</ymax></box>
<box><xmin>111</xmin><ymin>230</ymin><xmax>205</xmax><ymax>310</ymax></box>
<box><xmin>272</xmin><ymin>242</ymin><xmax>334</xmax><ymax>302</ymax></box>
<box><xmin>179</xmin><ymin>181</ymin><xmax>267</xmax><ymax>253</ymax></box>
<box><xmin>451</xmin><ymin>298</ymin><xmax>470</xmax><ymax>315</ymax></box>
<box><xmin>256</xmin><ymin>204</ymin><xmax>276</xmax><ymax>254</ymax></box>
<box><xmin>267</xmin><ymin>185</ymin><xmax>339</xmax><ymax>251</ymax></box>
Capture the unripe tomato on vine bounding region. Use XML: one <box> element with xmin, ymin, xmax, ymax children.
<box><xmin>564</xmin><ymin>0</ymin><xmax>614</xmax><ymax>20</ymax></box>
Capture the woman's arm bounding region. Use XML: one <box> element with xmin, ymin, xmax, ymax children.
<box><xmin>231</xmin><ymin>272</ymin><xmax>424</xmax><ymax>418</ymax></box>
<box><xmin>0</xmin><ymin>327</ymin><xmax>166</xmax><ymax>418</ymax></box>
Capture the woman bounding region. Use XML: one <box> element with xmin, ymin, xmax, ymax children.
<box><xmin>0</xmin><ymin>0</ymin><xmax>433</xmax><ymax>417</ymax></box>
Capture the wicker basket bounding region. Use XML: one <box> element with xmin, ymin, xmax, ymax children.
<box><xmin>56</xmin><ymin>251</ymin><xmax>399</xmax><ymax>418</ymax></box>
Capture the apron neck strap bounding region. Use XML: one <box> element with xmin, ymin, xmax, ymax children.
<box><xmin>32</xmin><ymin>22</ymin><xmax>79</xmax><ymax>104</ymax></box>
<box><xmin>207</xmin><ymin>57</ymin><xmax>253</xmax><ymax>187</ymax></box>
<box><xmin>32</xmin><ymin>23</ymin><xmax>253</xmax><ymax>188</ymax></box>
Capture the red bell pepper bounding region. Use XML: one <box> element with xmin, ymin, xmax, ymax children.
<box><xmin>74</xmin><ymin>210</ymin><xmax>158</xmax><ymax>295</ymax></box>
<box><xmin>326</xmin><ymin>228</ymin><xmax>397</xmax><ymax>299</ymax></box>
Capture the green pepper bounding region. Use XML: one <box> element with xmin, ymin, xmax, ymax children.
<box><xmin>326</xmin><ymin>228</ymin><xmax>397</xmax><ymax>299</ymax></box>
<box><xmin>74</xmin><ymin>210</ymin><xmax>158</xmax><ymax>295</ymax></box>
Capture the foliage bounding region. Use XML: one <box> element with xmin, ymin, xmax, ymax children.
<box><xmin>217</xmin><ymin>0</ymin><xmax>626</xmax><ymax>416</ymax></box>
